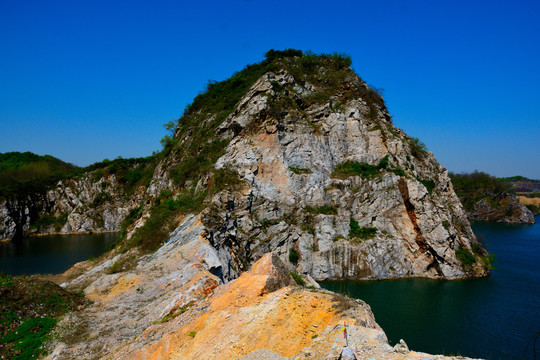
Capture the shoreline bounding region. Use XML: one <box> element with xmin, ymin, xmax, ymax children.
<box><xmin>27</xmin><ymin>230</ymin><xmax>120</xmax><ymax>237</ymax></box>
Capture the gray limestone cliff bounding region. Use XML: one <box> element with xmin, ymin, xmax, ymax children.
<box><xmin>143</xmin><ymin>60</ymin><xmax>489</xmax><ymax>281</ymax></box>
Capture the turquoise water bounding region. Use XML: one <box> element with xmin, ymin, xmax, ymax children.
<box><xmin>321</xmin><ymin>216</ymin><xmax>540</xmax><ymax>360</ymax></box>
<box><xmin>0</xmin><ymin>232</ymin><xmax>117</xmax><ymax>275</ymax></box>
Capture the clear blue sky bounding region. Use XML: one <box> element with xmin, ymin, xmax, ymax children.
<box><xmin>1</xmin><ymin>0</ymin><xmax>539</xmax><ymax>178</ymax></box>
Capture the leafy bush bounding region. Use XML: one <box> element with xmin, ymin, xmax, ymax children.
<box><xmin>290</xmin><ymin>272</ymin><xmax>306</xmax><ymax>286</ymax></box>
<box><xmin>170</xmin><ymin>139</ymin><xmax>229</xmax><ymax>186</ymax></box>
<box><xmin>206</xmin><ymin>167</ymin><xmax>243</xmax><ymax>194</ymax></box>
<box><xmin>442</xmin><ymin>220</ymin><xmax>451</xmax><ymax>230</ymax></box>
<box><xmin>416</xmin><ymin>177</ymin><xmax>436</xmax><ymax>195</ymax></box>
<box><xmin>348</xmin><ymin>218</ymin><xmax>377</xmax><ymax>240</ymax></box>
<box><xmin>289</xmin><ymin>248</ymin><xmax>299</xmax><ymax>266</ymax></box>
<box><xmin>525</xmin><ymin>204</ymin><xmax>540</xmax><ymax>215</ymax></box>
<box><xmin>91</xmin><ymin>191</ymin><xmax>112</xmax><ymax>207</ymax></box>
<box><xmin>455</xmin><ymin>247</ymin><xmax>476</xmax><ymax>269</ymax></box>
<box><xmin>31</xmin><ymin>212</ymin><xmax>69</xmax><ymax>231</ymax></box>
<box><xmin>409</xmin><ymin>137</ymin><xmax>428</xmax><ymax>159</ymax></box>
<box><xmin>332</xmin><ymin>156</ymin><xmax>389</xmax><ymax>179</ymax></box>
<box><xmin>260</xmin><ymin>218</ymin><xmax>280</xmax><ymax>229</ymax></box>
<box><xmin>129</xmin><ymin>189</ymin><xmax>206</xmax><ymax>252</ymax></box>
<box><xmin>301</xmin><ymin>223</ymin><xmax>316</xmax><ymax>235</ymax></box>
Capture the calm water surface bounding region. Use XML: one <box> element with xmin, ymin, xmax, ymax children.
<box><xmin>322</xmin><ymin>216</ymin><xmax>540</xmax><ymax>360</ymax></box>
<box><xmin>0</xmin><ymin>232</ymin><xmax>117</xmax><ymax>275</ymax></box>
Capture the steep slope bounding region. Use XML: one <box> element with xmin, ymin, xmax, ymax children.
<box><xmin>133</xmin><ymin>51</ymin><xmax>489</xmax><ymax>280</ymax></box>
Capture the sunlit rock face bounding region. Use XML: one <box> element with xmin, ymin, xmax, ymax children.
<box><xmin>201</xmin><ymin>69</ymin><xmax>489</xmax><ymax>281</ymax></box>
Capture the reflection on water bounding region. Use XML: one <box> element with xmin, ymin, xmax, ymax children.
<box><xmin>322</xmin><ymin>217</ymin><xmax>540</xmax><ymax>360</ymax></box>
<box><xmin>0</xmin><ymin>232</ymin><xmax>117</xmax><ymax>275</ymax></box>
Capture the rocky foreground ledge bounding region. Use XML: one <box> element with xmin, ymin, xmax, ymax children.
<box><xmin>45</xmin><ymin>215</ymin><xmax>482</xmax><ymax>360</ymax></box>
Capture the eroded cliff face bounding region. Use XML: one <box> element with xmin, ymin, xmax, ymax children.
<box><xmin>0</xmin><ymin>172</ymin><xmax>143</xmax><ymax>240</ymax></box>
<box><xmin>159</xmin><ymin>69</ymin><xmax>489</xmax><ymax>281</ymax></box>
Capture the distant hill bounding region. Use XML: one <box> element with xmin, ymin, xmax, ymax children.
<box><xmin>0</xmin><ymin>152</ymin><xmax>77</xmax><ymax>198</ymax></box>
<box><xmin>500</xmin><ymin>176</ymin><xmax>540</xmax><ymax>193</ymax></box>
<box><xmin>449</xmin><ymin>171</ymin><xmax>535</xmax><ymax>223</ymax></box>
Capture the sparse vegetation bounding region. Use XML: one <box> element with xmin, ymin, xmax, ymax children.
<box><xmin>333</xmin><ymin>235</ymin><xmax>346</xmax><ymax>242</ymax></box>
<box><xmin>289</xmin><ymin>166</ymin><xmax>312</xmax><ymax>175</ymax></box>
<box><xmin>260</xmin><ymin>218</ymin><xmax>280</xmax><ymax>229</ymax></box>
<box><xmin>409</xmin><ymin>137</ymin><xmax>428</xmax><ymax>159</ymax></box>
<box><xmin>290</xmin><ymin>272</ymin><xmax>306</xmax><ymax>286</ymax></box>
<box><xmin>332</xmin><ymin>156</ymin><xmax>389</xmax><ymax>179</ymax></box>
<box><xmin>30</xmin><ymin>212</ymin><xmax>69</xmax><ymax>232</ymax></box>
<box><xmin>158</xmin><ymin>302</ymin><xmax>194</xmax><ymax>324</ymax></box>
<box><xmin>0</xmin><ymin>274</ymin><xmax>83</xmax><ymax>360</ymax></box>
<box><xmin>442</xmin><ymin>220</ymin><xmax>451</xmax><ymax>230</ymax></box>
<box><xmin>301</xmin><ymin>223</ymin><xmax>316</xmax><ymax>235</ymax></box>
<box><xmin>455</xmin><ymin>246</ymin><xmax>476</xmax><ymax>269</ymax></box>
<box><xmin>128</xmin><ymin>189</ymin><xmax>206</xmax><ymax>252</ymax></box>
<box><xmin>416</xmin><ymin>177</ymin><xmax>436</xmax><ymax>195</ymax></box>
<box><xmin>304</xmin><ymin>205</ymin><xmax>337</xmax><ymax>215</ymax></box>
<box><xmin>348</xmin><ymin>218</ymin><xmax>377</xmax><ymax>240</ymax></box>
<box><xmin>289</xmin><ymin>248</ymin><xmax>299</xmax><ymax>266</ymax></box>
<box><xmin>332</xmin><ymin>155</ymin><xmax>406</xmax><ymax>180</ymax></box>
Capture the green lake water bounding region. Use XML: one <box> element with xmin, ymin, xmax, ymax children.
<box><xmin>321</xmin><ymin>216</ymin><xmax>540</xmax><ymax>359</ymax></box>
<box><xmin>0</xmin><ymin>232</ymin><xmax>117</xmax><ymax>275</ymax></box>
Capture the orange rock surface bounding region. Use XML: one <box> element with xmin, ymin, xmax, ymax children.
<box><xmin>113</xmin><ymin>253</ymin><xmax>375</xmax><ymax>360</ymax></box>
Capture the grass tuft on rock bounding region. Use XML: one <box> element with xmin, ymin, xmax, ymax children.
<box><xmin>348</xmin><ymin>218</ymin><xmax>377</xmax><ymax>240</ymax></box>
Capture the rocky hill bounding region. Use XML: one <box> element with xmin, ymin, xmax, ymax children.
<box><xmin>129</xmin><ymin>50</ymin><xmax>490</xmax><ymax>281</ymax></box>
<box><xmin>3</xmin><ymin>50</ymin><xmax>492</xmax><ymax>359</ymax></box>
<box><xmin>450</xmin><ymin>171</ymin><xmax>535</xmax><ymax>224</ymax></box>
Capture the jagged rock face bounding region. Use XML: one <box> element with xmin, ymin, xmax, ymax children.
<box><xmin>0</xmin><ymin>173</ymin><xmax>142</xmax><ymax>240</ymax></box>
<box><xmin>47</xmin><ymin>225</ymin><xmax>483</xmax><ymax>360</ymax></box>
<box><xmin>467</xmin><ymin>192</ymin><xmax>535</xmax><ymax>223</ymax></box>
<box><xmin>197</xmin><ymin>70</ymin><xmax>488</xmax><ymax>280</ymax></box>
